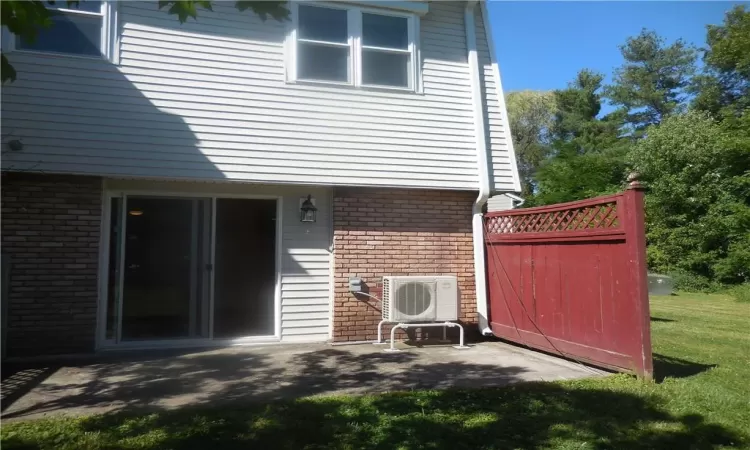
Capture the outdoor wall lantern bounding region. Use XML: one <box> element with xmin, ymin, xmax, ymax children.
<box><xmin>300</xmin><ymin>195</ymin><xmax>317</xmax><ymax>223</ymax></box>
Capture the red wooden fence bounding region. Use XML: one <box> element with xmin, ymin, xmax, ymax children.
<box><xmin>484</xmin><ymin>183</ymin><xmax>652</xmax><ymax>379</ymax></box>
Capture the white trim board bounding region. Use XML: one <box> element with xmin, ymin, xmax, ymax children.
<box><xmin>340</xmin><ymin>1</ymin><xmax>429</xmax><ymax>16</ymax></box>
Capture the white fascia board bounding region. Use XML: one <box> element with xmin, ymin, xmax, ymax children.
<box><xmin>339</xmin><ymin>1</ymin><xmax>429</xmax><ymax>15</ymax></box>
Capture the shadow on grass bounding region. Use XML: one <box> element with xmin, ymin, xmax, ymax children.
<box><xmin>2</xmin><ymin>382</ymin><xmax>744</xmax><ymax>450</ymax></box>
<box><xmin>0</xmin><ymin>346</ymin><xmax>739</xmax><ymax>449</ymax></box>
<box><xmin>653</xmin><ymin>353</ymin><xmax>717</xmax><ymax>383</ymax></box>
<box><xmin>651</xmin><ymin>317</ymin><xmax>676</xmax><ymax>323</ymax></box>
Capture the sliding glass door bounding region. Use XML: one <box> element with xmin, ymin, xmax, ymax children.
<box><xmin>104</xmin><ymin>194</ymin><xmax>277</xmax><ymax>345</ymax></box>
<box><xmin>213</xmin><ymin>198</ymin><xmax>277</xmax><ymax>338</ymax></box>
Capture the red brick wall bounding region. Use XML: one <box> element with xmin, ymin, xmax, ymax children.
<box><xmin>332</xmin><ymin>188</ymin><xmax>478</xmax><ymax>342</ymax></box>
<box><xmin>1</xmin><ymin>173</ymin><xmax>102</xmax><ymax>357</ymax></box>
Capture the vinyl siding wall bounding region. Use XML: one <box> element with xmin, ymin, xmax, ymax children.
<box><xmin>1</xmin><ymin>1</ymin><xmax>518</xmax><ymax>191</ymax></box>
<box><xmin>475</xmin><ymin>5</ymin><xmax>518</xmax><ymax>193</ymax></box>
<box><xmin>104</xmin><ymin>179</ymin><xmax>333</xmax><ymax>343</ymax></box>
<box><xmin>486</xmin><ymin>193</ymin><xmax>514</xmax><ymax>212</ymax></box>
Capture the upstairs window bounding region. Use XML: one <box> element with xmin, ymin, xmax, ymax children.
<box><xmin>297</xmin><ymin>5</ymin><xmax>351</xmax><ymax>83</ymax></box>
<box><xmin>289</xmin><ymin>3</ymin><xmax>419</xmax><ymax>91</ymax></box>
<box><xmin>361</xmin><ymin>13</ymin><xmax>411</xmax><ymax>88</ymax></box>
<box><xmin>14</xmin><ymin>1</ymin><xmax>114</xmax><ymax>59</ymax></box>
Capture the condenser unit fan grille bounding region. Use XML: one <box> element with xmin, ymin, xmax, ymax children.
<box><xmin>392</xmin><ymin>281</ymin><xmax>435</xmax><ymax>320</ymax></box>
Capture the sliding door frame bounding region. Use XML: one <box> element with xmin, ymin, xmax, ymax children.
<box><xmin>96</xmin><ymin>189</ymin><xmax>283</xmax><ymax>350</ymax></box>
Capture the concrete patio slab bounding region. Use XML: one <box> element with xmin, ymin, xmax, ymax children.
<box><xmin>1</xmin><ymin>340</ymin><xmax>604</xmax><ymax>421</ymax></box>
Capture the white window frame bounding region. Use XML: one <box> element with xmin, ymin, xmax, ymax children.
<box><xmin>287</xmin><ymin>1</ymin><xmax>421</xmax><ymax>93</ymax></box>
<box><xmin>3</xmin><ymin>1</ymin><xmax>119</xmax><ymax>63</ymax></box>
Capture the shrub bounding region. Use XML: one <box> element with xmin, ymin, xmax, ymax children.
<box><xmin>669</xmin><ymin>270</ymin><xmax>721</xmax><ymax>293</ymax></box>
<box><xmin>730</xmin><ymin>283</ymin><xmax>750</xmax><ymax>303</ymax></box>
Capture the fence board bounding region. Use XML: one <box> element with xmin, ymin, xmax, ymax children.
<box><xmin>485</xmin><ymin>185</ymin><xmax>652</xmax><ymax>378</ymax></box>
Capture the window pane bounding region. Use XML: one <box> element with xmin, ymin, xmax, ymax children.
<box><xmin>298</xmin><ymin>42</ymin><xmax>349</xmax><ymax>82</ymax></box>
<box><xmin>363</xmin><ymin>13</ymin><xmax>408</xmax><ymax>49</ymax></box>
<box><xmin>19</xmin><ymin>13</ymin><xmax>102</xmax><ymax>56</ymax></box>
<box><xmin>298</xmin><ymin>5</ymin><xmax>348</xmax><ymax>44</ymax></box>
<box><xmin>56</xmin><ymin>1</ymin><xmax>102</xmax><ymax>13</ymax></box>
<box><xmin>362</xmin><ymin>50</ymin><xmax>410</xmax><ymax>87</ymax></box>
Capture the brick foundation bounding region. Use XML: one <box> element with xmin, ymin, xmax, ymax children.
<box><xmin>1</xmin><ymin>173</ymin><xmax>102</xmax><ymax>357</ymax></box>
<box><xmin>332</xmin><ymin>188</ymin><xmax>478</xmax><ymax>342</ymax></box>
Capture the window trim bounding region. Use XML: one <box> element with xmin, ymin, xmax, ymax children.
<box><xmin>287</xmin><ymin>1</ymin><xmax>421</xmax><ymax>93</ymax></box>
<box><xmin>4</xmin><ymin>1</ymin><xmax>118</xmax><ymax>63</ymax></box>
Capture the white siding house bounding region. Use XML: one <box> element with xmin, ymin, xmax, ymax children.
<box><xmin>2</xmin><ymin>1</ymin><xmax>517</xmax><ymax>191</ymax></box>
<box><xmin>0</xmin><ymin>1</ymin><xmax>520</xmax><ymax>355</ymax></box>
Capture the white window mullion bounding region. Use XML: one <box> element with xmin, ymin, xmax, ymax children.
<box><xmin>100</xmin><ymin>1</ymin><xmax>109</xmax><ymax>60</ymax></box>
<box><xmin>297</xmin><ymin>38</ymin><xmax>350</xmax><ymax>48</ymax></box>
<box><xmin>360</xmin><ymin>45</ymin><xmax>410</xmax><ymax>54</ymax></box>
<box><xmin>286</xmin><ymin>2</ymin><xmax>299</xmax><ymax>82</ymax></box>
<box><xmin>349</xmin><ymin>8</ymin><xmax>362</xmax><ymax>87</ymax></box>
<box><xmin>408</xmin><ymin>16</ymin><xmax>415</xmax><ymax>91</ymax></box>
<box><xmin>413</xmin><ymin>15</ymin><xmax>422</xmax><ymax>93</ymax></box>
<box><xmin>108</xmin><ymin>1</ymin><xmax>120</xmax><ymax>64</ymax></box>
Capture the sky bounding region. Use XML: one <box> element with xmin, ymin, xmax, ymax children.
<box><xmin>488</xmin><ymin>1</ymin><xmax>744</xmax><ymax>97</ymax></box>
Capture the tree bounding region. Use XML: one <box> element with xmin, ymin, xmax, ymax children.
<box><xmin>551</xmin><ymin>69</ymin><xmax>621</xmax><ymax>153</ymax></box>
<box><xmin>606</xmin><ymin>30</ymin><xmax>697</xmax><ymax>132</ymax></box>
<box><xmin>691</xmin><ymin>5</ymin><xmax>750</xmax><ymax>118</ymax></box>
<box><xmin>529</xmin><ymin>147</ymin><xmax>629</xmax><ymax>206</ymax></box>
<box><xmin>526</xmin><ymin>70</ymin><xmax>628</xmax><ymax>206</ymax></box>
<box><xmin>505</xmin><ymin>90</ymin><xmax>557</xmax><ymax>196</ymax></box>
<box><xmin>628</xmin><ymin>111</ymin><xmax>750</xmax><ymax>285</ymax></box>
<box><xmin>1</xmin><ymin>0</ymin><xmax>289</xmax><ymax>83</ymax></box>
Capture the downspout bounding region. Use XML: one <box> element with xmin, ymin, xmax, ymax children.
<box><xmin>465</xmin><ymin>0</ymin><xmax>493</xmax><ymax>336</ymax></box>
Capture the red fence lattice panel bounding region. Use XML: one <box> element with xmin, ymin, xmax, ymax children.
<box><xmin>484</xmin><ymin>188</ymin><xmax>653</xmax><ymax>378</ymax></box>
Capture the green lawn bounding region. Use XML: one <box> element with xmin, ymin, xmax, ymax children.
<box><xmin>3</xmin><ymin>293</ymin><xmax>749</xmax><ymax>449</ymax></box>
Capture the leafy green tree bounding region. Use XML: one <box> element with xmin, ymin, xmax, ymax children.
<box><xmin>505</xmin><ymin>90</ymin><xmax>557</xmax><ymax>196</ymax></box>
<box><xmin>691</xmin><ymin>5</ymin><xmax>750</xmax><ymax>118</ymax></box>
<box><xmin>552</xmin><ymin>69</ymin><xmax>621</xmax><ymax>154</ymax></box>
<box><xmin>527</xmin><ymin>70</ymin><xmax>628</xmax><ymax>206</ymax></box>
<box><xmin>1</xmin><ymin>0</ymin><xmax>288</xmax><ymax>83</ymax></box>
<box><xmin>528</xmin><ymin>147</ymin><xmax>628</xmax><ymax>206</ymax></box>
<box><xmin>606</xmin><ymin>30</ymin><xmax>697</xmax><ymax>132</ymax></box>
<box><xmin>629</xmin><ymin>111</ymin><xmax>750</xmax><ymax>284</ymax></box>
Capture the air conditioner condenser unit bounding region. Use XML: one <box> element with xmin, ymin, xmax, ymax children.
<box><xmin>381</xmin><ymin>275</ymin><xmax>459</xmax><ymax>323</ymax></box>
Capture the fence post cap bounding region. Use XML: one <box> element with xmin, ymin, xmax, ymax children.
<box><xmin>626</xmin><ymin>172</ymin><xmax>645</xmax><ymax>190</ymax></box>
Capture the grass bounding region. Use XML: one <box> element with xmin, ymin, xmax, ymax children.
<box><xmin>3</xmin><ymin>293</ymin><xmax>749</xmax><ymax>449</ymax></box>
